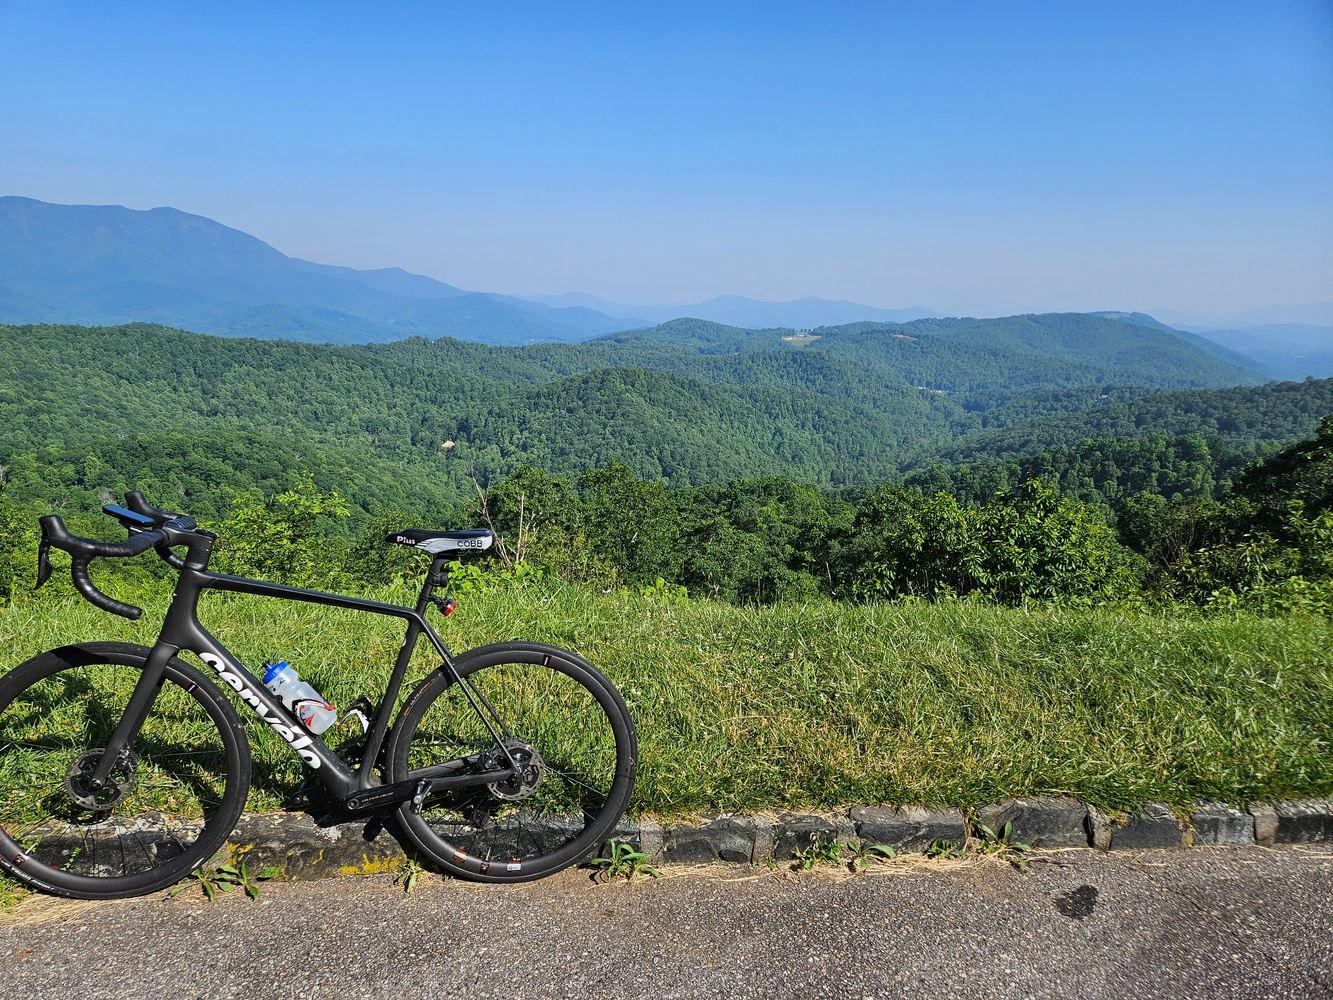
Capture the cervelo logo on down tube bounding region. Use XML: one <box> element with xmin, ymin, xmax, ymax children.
<box><xmin>198</xmin><ymin>652</ymin><xmax>321</xmax><ymax>768</ymax></box>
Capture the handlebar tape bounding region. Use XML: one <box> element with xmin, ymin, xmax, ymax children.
<box><xmin>113</xmin><ymin>494</ymin><xmax>197</xmax><ymax>571</ymax></box>
<box><xmin>70</xmin><ymin>555</ymin><xmax>144</xmax><ymax>620</ymax></box>
<box><xmin>39</xmin><ymin>515</ymin><xmax>166</xmax><ymax>620</ymax></box>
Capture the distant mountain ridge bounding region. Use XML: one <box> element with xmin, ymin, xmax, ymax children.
<box><xmin>1091</xmin><ymin>311</ymin><xmax>1271</xmax><ymax>375</ymax></box>
<box><xmin>0</xmin><ymin>196</ymin><xmax>936</xmax><ymax>345</ymax></box>
<box><xmin>0</xmin><ymin>196</ymin><xmax>630</xmax><ymax>346</ymax></box>
<box><xmin>1144</xmin><ymin>305</ymin><xmax>1333</xmax><ymax>379</ymax></box>
<box><xmin>4</xmin><ymin>196</ymin><xmax>1321</xmax><ymax>375</ymax></box>
<box><xmin>598</xmin><ymin>313</ymin><xmax>1263</xmax><ymax>399</ymax></box>
<box><xmin>1185</xmin><ymin>323</ymin><xmax>1333</xmax><ymax>380</ymax></box>
<box><xmin>519</xmin><ymin>291</ymin><xmax>936</xmax><ymax>329</ymax></box>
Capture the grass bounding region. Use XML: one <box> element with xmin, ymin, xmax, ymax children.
<box><xmin>0</xmin><ymin>873</ymin><xmax>30</xmax><ymax>909</ymax></box>
<box><xmin>1</xmin><ymin>580</ymin><xmax>1330</xmax><ymax>820</ymax></box>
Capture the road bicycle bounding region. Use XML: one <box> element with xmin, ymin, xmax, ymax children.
<box><xmin>0</xmin><ymin>492</ymin><xmax>636</xmax><ymax>899</ymax></box>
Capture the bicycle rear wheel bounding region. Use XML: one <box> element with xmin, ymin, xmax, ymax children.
<box><xmin>388</xmin><ymin>642</ymin><xmax>636</xmax><ymax>882</ymax></box>
<box><xmin>0</xmin><ymin>642</ymin><xmax>250</xmax><ymax>899</ymax></box>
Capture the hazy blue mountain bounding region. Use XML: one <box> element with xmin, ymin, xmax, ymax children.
<box><xmin>1092</xmin><ymin>307</ymin><xmax>1333</xmax><ymax>379</ymax></box>
<box><xmin>519</xmin><ymin>291</ymin><xmax>935</xmax><ymax>328</ymax></box>
<box><xmin>290</xmin><ymin>259</ymin><xmax>466</xmax><ymax>298</ymax></box>
<box><xmin>1188</xmin><ymin>324</ymin><xmax>1333</xmax><ymax>380</ymax></box>
<box><xmin>509</xmin><ymin>292</ymin><xmax>654</xmax><ymax>327</ymax></box>
<box><xmin>1155</xmin><ymin>302</ymin><xmax>1333</xmax><ymax>329</ymax></box>
<box><xmin>0</xmin><ymin>196</ymin><xmax>626</xmax><ymax>345</ymax></box>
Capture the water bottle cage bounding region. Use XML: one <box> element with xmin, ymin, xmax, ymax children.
<box><xmin>343</xmin><ymin>694</ymin><xmax>374</xmax><ymax>734</ymax></box>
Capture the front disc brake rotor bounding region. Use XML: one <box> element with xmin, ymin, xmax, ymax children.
<box><xmin>64</xmin><ymin>748</ymin><xmax>138</xmax><ymax>811</ymax></box>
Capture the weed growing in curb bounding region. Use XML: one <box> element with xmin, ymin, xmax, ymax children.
<box><xmin>589</xmin><ymin>841</ymin><xmax>659</xmax><ymax>882</ymax></box>
<box><xmin>395</xmin><ymin>857</ymin><xmax>426</xmax><ymax>895</ymax></box>
<box><xmin>171</xmin><ymin>850</ymin><xmax>279</xmax><ymax>901</ymax></box>
<box><xmin>844</xmin><ymin>841</ymin><xmax>898</xmax><ymax>872</ymax></box>
<box><xmin>920</xmin><ymin>821</ymin><xmax>1033</xmax><ymax>870</ymax></box>
<box><xmin>792</xmin><ymin>838</ymin><xmax>846</xmax><ymax>871</ymax></box>
<box><xmin>792</xmin><ymin>837</ymin><xmax>899</xmax><ymax>873</ymax></box>
<box><xmin>925</xmin><ymin>838</ymin><xmax>964</xmax><ymax>860</ymax></box>
<box><xmin>972</xmin><ymin>819</ymin><xmax>1034</xmax><ymax>871</ymax></box>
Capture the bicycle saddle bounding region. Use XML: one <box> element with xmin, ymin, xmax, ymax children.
<box><xmin>383</xmin><ymin>528</ymin><xmax>494</xmax><ymax>554</ymax></box>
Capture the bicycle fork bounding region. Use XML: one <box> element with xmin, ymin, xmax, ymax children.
<box><xmin>86</xmin><ymin>640</ymin><xmax>176</xmax><ymax>790</ymax></box>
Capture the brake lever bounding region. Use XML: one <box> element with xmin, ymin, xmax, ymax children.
<box><xmin>35</xmin><ymin>535</ymin><xmax>52</xmax><ymax>589</ymax></box>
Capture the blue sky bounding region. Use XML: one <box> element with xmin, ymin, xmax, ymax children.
<box><xmin>1</xmin><ymin>2</ymin><xmax>1330</xmax><ymax>315</ymax></box>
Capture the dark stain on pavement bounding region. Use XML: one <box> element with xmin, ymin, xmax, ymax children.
<box><xmin>1055</xmin><ymin>884</ymin><xmax>1098</xmax><ymax>920</ymax></box>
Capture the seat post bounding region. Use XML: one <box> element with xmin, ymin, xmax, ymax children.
<box><xmin>414</xmin><ymin>556</ymin><xmax>451</xmax><ymax>615</ymax></box>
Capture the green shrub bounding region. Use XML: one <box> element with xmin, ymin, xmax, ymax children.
<box><xmin>835</xmin><ymin>480</ymin><xmax>1139</xmax><ymax>604</ymax></box>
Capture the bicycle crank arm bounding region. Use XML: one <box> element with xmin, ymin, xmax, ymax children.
<box><xmin>342</xmin><ymin>767</ymin><xmax>515</xmax><ymax>813</ymax></box>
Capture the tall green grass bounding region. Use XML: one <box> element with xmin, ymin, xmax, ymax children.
<box><xmin>1</xmin><ymin>581</ymin><xmax>1329</xmax><ymax>817</ymax></box>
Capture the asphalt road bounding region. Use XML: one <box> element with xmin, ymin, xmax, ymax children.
<box><xmin>2</xmin><ymin>846</ymin><xmax>1330</xmax><ymax>1000</ymax></box>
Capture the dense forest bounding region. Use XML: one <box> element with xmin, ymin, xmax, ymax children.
<box><xmin>1</xmin><ymin>318</ymin><xmax>1329</xmax><ymax>616</ymax></box>
<box><xmin>4</xmin><ymin>419</ymin><xmax>1329</xmax><ymax>616</ymax></box>
<box><xmin>2</xmin><ymin>317</ymin><xmax>1322</xmax><ymax>504</ymax></box>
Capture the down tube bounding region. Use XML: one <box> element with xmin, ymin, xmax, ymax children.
<box><xmin>189</xmin><ymin>633</ymin><xmax>358</xmax><ymax>793</ymax></box>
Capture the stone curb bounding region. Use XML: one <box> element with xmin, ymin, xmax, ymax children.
<box><xmin>225</xmin><ymin>796</ymin><xmax>1333</xmax><ymax>881</ymax></box>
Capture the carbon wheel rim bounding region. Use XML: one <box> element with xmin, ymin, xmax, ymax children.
<box><xmin>395</xmin><ymin>650</ymin><xmax>635</xmax><ymax>878</ymax></box>
<box><xmin>0</xmin><ymin>649</ymin><xmax>244</xmax><ymax>894</ymax></box>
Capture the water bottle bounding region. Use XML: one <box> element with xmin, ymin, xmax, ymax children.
<box><xmin>263</xmin><ymin>661</ymin><xmax>338</xmax><ymax>735</ymax></box>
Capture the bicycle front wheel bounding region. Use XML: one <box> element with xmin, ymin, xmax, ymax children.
<box><xmin>388</xmin><ymin>642</ymin><xmax>636</xmax><ymax>882</ymax></box>
<box><xmin>0</xmin><ymin>642</ymin><xmax>251</xmax><ymax>899</ymax></box>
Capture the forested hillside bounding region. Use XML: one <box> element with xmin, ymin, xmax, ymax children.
<box><xmin>2</xmin><ymin>317</ymin><xmax>1330</xmax><ymax>616</ymax></box>
<box><xmin>0</xmin><ymin>318</ymin><xmax>1321</xmax><ymax>518</ymax></box>
<box><xmin>924</xmin><ymin>380</ymin><xmax>1333</xmax><ymax>467</ymax></box>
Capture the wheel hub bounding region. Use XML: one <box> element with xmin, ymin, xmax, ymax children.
<box><xmin>483</xmin><ymin>739</ymin><xmax>546</xmax><ymax>801</ymax></box>
<box><xmin>64</xmin><ymin>748</ymin><xmax>137</xmax><ymax>811</ymax></box>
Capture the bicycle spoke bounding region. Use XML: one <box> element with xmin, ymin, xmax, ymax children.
<box><xmin>543</xmin><ymin>767</ymin><xmax>608</xmax><ymax>799</ymax></box>
<box><xmin>0</xmin><ymin>653</ymin><xmax>244</xmax><ymax>890</ymax></box>
<box><xmin>397</xmin><ymin>650</ymin><xmax>633</xmax><ymax>878</ymax></box>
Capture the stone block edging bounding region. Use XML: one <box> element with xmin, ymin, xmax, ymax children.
<box><xmin>226</xmin><ymin>796</ymin><xmax>1333</xmax><ymax>881</ymax></box>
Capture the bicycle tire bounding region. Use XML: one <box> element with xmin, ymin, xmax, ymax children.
<box><xmin>387</xmin><ymin>642</ymin><xmax>636</xmax><ymax>882</ymax></box>
<box><xmin>0</xmin><ymin>642</ymin><xmax>251</xmax><ymax>899</ymax></box>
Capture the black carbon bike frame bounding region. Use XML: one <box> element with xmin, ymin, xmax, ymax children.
<box><xmin>56</xmin><ymin>510</ymin><xmax>520</xmax><ymax>815</ymax></box>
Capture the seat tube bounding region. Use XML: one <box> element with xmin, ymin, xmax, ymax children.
<box><xmin>88</xmin><ymin>640</ymin><xmax>178</xmax><ymax>787</ymax></box>
<box><xmin>356</xmin><ymin>558</ymin><xmax>450</xmax><ymax>788</ymax></box>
